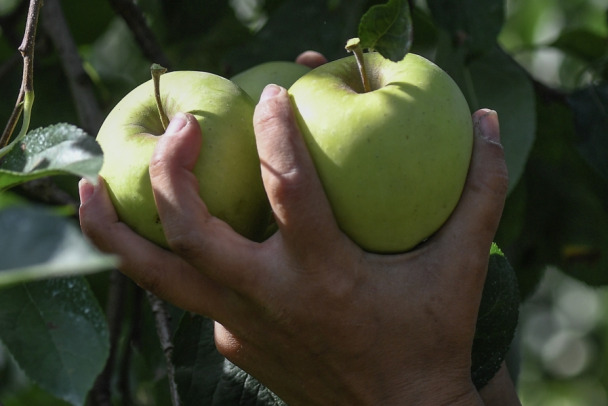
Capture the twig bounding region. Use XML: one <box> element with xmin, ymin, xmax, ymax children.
<box><xmin>407</xmin><ymin>0</ymin><xmax>415</xmax><ymax>15</ymax></box>
<box><xmin>146</xmin><ymin>292</ymin><xmax>181</xmax><ymax>406</ymax></box>
<box><xmin>118</xmin><ymin>284</ymin><xmax>143</xmax><ymax>405</ymax></box>
<box><xmin>107</xmin><ymin>0</ymin><xmax>172</xmax><ymax>69</ymax></box>
<box><xmin>0</xmin><ymin>0</ymin><xmax>43</xmax><ymax>149</ymax></box>
<box><xmin>89</xmin><ymin>270</ymin><xmax>128</xmax><ymax>406</ymax></box>
<box><xmin>40</xmin><ymin>0</ymin><xmax>104</xmax><ymax>135</ymax></box>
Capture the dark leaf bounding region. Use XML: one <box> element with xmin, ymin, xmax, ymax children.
<box><xmin>173</xmin><ymin>314</ymin><xmax>285</xmax><ymax>406</ymax></box>
<box><xmin>0</xmin><ymin>277</ymin><xmax>110</xmax><ymax>406</ymax></box>
<box><xmin>568</xmin><ymin>83</ymin><xmax>608</xmax><ymax>181</ymax></box>
<box><xmin>173</xmin><ymin>314</ymin><xmax>225</xmax><ymax>404</ymax></box>
<box><xmin>436</xmin><ymin>43</ymin><xmax>536</xmax><ymax>193</ymax></box>
<box><xmin>551</xmin><ymin>29</ymin><xmax>608</xmax><ymax>63</ymax></box>
<box><xmin>224</xmin><ymin>0</ymin><xmax>369</xmax><ymax>74</ymax></box>
<box><xmin>427</xmin><ymin>0</ymin><xmax>504</xmax><ymax>54</ymax></box>
<box><xmin>472</xmin><ymin>243</ymin><xmax>520</xmax><ymax>389</ymax></box>
<box><xmin>498</xmin><ymin>96</ymin><xmax>608</xmax><ymax>292</ymax></box>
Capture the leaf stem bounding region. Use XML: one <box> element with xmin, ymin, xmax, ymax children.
<box><xmin>0</xmin><ymin>91</ymin><xmax>34</xmax><ymax>160</ymax></box>
<box><xmin>346</xmin><ymin>38</ymin><xmax>371</xmax><ymax>93</ymax></box>
<box><xmin>151</xmin><ymin>64</ymin><xmax>170</xmax><ymax>131</ymax></box>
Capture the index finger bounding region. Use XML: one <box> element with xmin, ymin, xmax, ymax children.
<box><xmin>148</xmin><ymin>113</ymin><xmax>263</xmax><ymax>292</ymax></box>
<box><xmin>254</xmin><ymin>85</ymin><xmax>352</xmax><ymax>261</ymax></box>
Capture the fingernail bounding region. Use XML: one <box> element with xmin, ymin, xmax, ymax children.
<box><xmin>474</xmin><ymin>109</ymin><xmax>500</xmax><ymax>143</ymax></box>
<box><xmin>259</xmin><ymin>84</ymin><xmax>283</xmax><ymax>102</ymax></box>
<box><xmin>78</xmin><ymin>178</ymin><xmax>95</xmax><ymax>205</ymax></box>
<box><xmin>166</xmin><ymin>112</ymin><xmax>188</xmax><ymax>135</ymax></box>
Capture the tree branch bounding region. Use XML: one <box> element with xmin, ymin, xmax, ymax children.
<box><xmin>147</xmin><ymin>292</ymin><xmax>181</xmax><ymax>406</ymax></box>
<box><xmin>107</xmin><ymin>0</ymin><xmax>172</xmax><ymax>69</ymax></box>
<box><xmin>40</xmin><ymin>0</ymin><xmax>104</xmax><ymax>135</ymax></box>
<box><xmin>0</xmin><ymin>0</ymin><xmax>42</xmax><ymax>149</ymax></box>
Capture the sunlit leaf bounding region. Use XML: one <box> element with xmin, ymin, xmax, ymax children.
<box><xmin>0</xmin><ymin>123</ymin><xmax>103</xmax><ymax>191</ymax></box>
<box><xmin>358</xmin><ymin>0</ymin><xmax>413</xmax><ymax>61</ymax></box>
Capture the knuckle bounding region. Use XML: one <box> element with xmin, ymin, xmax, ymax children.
<box><xmin>136</xmin><ymin>271</ymin><xmax>163</xmax><ymax>297</ymax></box>
<box><xmin>268</xmin><ymin>167</ymin><xmax>309</xmax><ymax>202</ymax></box>
<box><xmin>148</xmin><ymin>152</ymin><xmax>168</xmax><ymax>179</ymax></box>
<box><xmin>166</xmin><ymin>229</ymin><xmax>203</xmax><ymax>259</ymax></box>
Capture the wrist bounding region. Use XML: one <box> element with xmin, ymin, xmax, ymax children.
<box><xmin>371</xmin><ymin>371</ymin><xmax>484</xmax><ymax>406</ymax></box>
<box><xmin>384</xmin><ymin>386</ymin><xmax>484</xmax><ymax>406</ymax></box>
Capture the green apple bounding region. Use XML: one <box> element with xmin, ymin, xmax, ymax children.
<box><xmin>231</xmin><ymin>61</ymin><xmax>311</xmax><ymax>101</ymax></box>
<box><xmin>288</xmin><ymin>52</ymin><xmax>473</xmax><ymax>253</ymax></box>
<box><xmin>96</xmin><ymin>71</ymin><xmax>270</xmax><ymax>248</ymax></box>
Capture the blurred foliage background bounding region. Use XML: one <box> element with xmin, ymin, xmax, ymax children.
<box><xmin>0</xmin><ymin>0</ymin><xmax>607</xmax><ymax>404</ymax></box>
<box><xmin>498</xmin><ymin>1</ymin><xmax>608</xmax><ymax>404</ymax></box>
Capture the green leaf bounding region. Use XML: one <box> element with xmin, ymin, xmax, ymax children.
<box><xmin>0</xmin><ymin>277</ymin><xmax>110</xmax><ymax>406</ymax></box>
<box><xmin>472</xmin><ymin>243</ymin><xmax>520</xmax><ymax>389</ymax></box>
<box><xmin>0</xmin><ymin>206</ymin><xmax>116</xmax><ymax>288</ymax></box>
<box><xmin>358</xmin><ymin>0</ymin><xmax>413</xmax><ymax>62</ymax></box>
<box><xmin>0</xmin><ymin>123</ymin><xmax>103</xmax><ymax>191</ymax></box>
<box><xmin>173</xmin><ymin>314</ymin><xmax>284</xmax><ymax>405</ymax></box>
<box><xmin>568</xmin><ymin>83</ymin><xmax>608</xmax><ymax>182</ymax></box>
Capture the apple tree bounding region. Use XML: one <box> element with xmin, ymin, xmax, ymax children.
<box><xmin>0</xmin><ymin>0</ymin><xmax>606</xmax><ymax>405</ymax></box>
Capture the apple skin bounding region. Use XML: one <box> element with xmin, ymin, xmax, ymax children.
<box><xmin>288</xmin><ymin>52</ymin><xmax>473</xmax><ymax>253</ymax></box>
<box><xmin>97</xmin><ymin>71</ymin><xmax>270</xmax><ymax>248</ymax></box>
<box><xmin>231</xmin><ymin>61</ymin><xmax>311</xmax><ymax>101</ymax></box>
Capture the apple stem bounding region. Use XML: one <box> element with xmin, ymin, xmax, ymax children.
<box><xmin>151</xmin><ymin>64</ymin><xmax>170</xmax><ymax>131</ymax></box>
<box><xmin>345</xmin><ymin>38</ymin><xmax>371</xmax><ymax>93</ymax></box>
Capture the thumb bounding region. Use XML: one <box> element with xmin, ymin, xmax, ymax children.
<box><xmin>434</xmin><ymin>109</ymin><xmax>509</xmax><ymax>276</ymax></box>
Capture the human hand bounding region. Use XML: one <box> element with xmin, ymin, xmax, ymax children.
<box><xmin>294</xmin><ymin>50</ymin><xmax>328</xmax><ymax>68</ymax></box>
<box><xmin>79</xmin><ymin>79</ymin><xmax>508</xmax><ymax>406</ymax></box>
